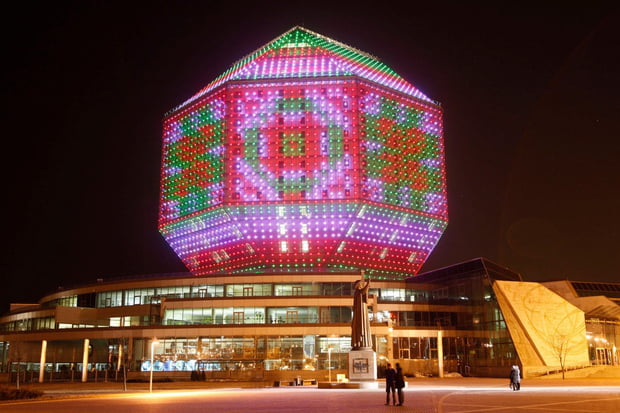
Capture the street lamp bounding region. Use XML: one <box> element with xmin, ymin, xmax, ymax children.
<box><xmin>149</xmin><ymin>338</ymin><xmax>159</xmax><ymax>393</ymax></box>
<box><xmin>327</xmin><ymin>345</ymin><xmax>333</xmax><ymax>382</ymax></box>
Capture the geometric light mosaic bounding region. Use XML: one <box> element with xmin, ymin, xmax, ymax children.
<box><xmin>159</xmin><ymin>27</ymin><xmax>448</xmax><ymax>279</ymax></box>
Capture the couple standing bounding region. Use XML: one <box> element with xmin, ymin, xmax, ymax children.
<box><xmin>385</xmin><ymin>362</ymin><xmax>405</xmax><ymax>406</ymax></box>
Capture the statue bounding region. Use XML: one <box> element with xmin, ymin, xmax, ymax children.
<box><xmin>351</xmin><ymin>276</ymin><xmax>372</xmax><ymax>350</ymax></box>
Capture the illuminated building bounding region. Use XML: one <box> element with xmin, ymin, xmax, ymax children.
<box><xmin>158</xmin><ymin>27</ymin><xmax>448</xmax><ymax>279</ymax></box>
<box><xmin>0</xmin><ymin>28</ymin><xmax>609</xmax><ymax>384</ymax></box>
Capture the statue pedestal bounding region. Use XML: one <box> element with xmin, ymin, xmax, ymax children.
<box><xmin>348</xmin><ymin>349</ymin><xmax>377</xmax><ymax>382</ymax></box>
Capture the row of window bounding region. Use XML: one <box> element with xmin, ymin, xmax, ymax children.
<box><xmin>1</xmin><ymin>317</ymin><xmax>56</xmax><ymax>332</ymax></box>
<box><xmin>141</xmin><ymin>335</ymin><xmax>352</xmax><ymax>372</ymax></box>
<box><xmin>163</xmin><ymin>306</ymin><xmax>353</xmax><ymax>325</ymax></box>
<box><xmin>44</xmin><ymin>283</ymin><xmax>435</xmax><ymax>309</ymax></box>
<box><xmin>1</xmin><ymin>307</ymin><xmax>503</xmax><ymax>332</ymax></box>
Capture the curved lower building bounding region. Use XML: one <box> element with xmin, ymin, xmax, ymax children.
<box><xmin>0</xmin><ymin>259</ymin><xmax>526</xmax><ymax>383</ymax></box>
<box><xmin>2</xmin><ymin>258</ymin><xmax>616</xmax><ymax>382</ymax></box>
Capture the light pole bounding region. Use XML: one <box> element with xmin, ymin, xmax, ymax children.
<box><xmin>327</xmin><ymin>345</ymin><xmax>333</xmax><ymax>382</ymax></box>
<box><xmin>149</xmin><ymin>338</ymin><xmax>159</xmax><ymax>393</ymax></box>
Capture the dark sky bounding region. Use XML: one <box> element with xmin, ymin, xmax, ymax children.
<box><xmin>2</xmin><ymin>1</ymin><xmax>619</xmax><ymax>311</ymax></box>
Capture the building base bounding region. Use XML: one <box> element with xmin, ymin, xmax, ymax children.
<box><xmin>348</xmin><ymin>349</ymin><xmax>377</xmax><ymax>381</ymax></box>
<box><xmin>318</xmin><ymin>380</ymin><xmax>379</xmax><ymax>389</ymax></box>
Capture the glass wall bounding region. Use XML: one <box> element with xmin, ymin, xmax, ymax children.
<box><xmin>398</xmin><ymin>271</ymin><xmax>519</xmax><ymax>374</ymax></box>
<box><xmin>0</xmin><ymin>317</ymin><xmax>55</xmax><ymax>332</ymax></box>
<box><xmin>163</xmin><ymin>306</ymin><xmax>352</xmax><ymax>325</ymax></box>
<box><xmin>77</xmin><ymin>282</ymin><xmax>357</xmax><ymax>309</ymax></box>
<box><xmin>137</xmin><ymin>335</ymin><xmax>353</xmax><ymax>372</ymax></box>
<box><xmin>373</xmin><ymin>288</ymin><xmax>429</xmax><ymax>302</ymax></box>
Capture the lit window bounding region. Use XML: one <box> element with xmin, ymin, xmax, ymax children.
<box><xmin>280</xmin><ymin>241</ymin><xmax>288</xmax><ymax>252</ymax></box>
<box><xmin>301</xmin><ymin>240</ymin><xmax>309</xmax><ymax>253</ymax></box>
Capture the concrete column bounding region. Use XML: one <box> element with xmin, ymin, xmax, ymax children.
<box><xmin>128</xmin><ymin>338</ymin><xmax>133</xmax><ymax>370</ymax></box>
<box><xmin>437</xmin><ymin>330</ymin><xmax>444</xmax><ymax>378</ymax></box>
<box><xmin>117</xmin><ymin>343</ymin><xmax>123</xmax><ymax>371</ymax></box>
<box><xmin>39</xmin><ymin>340</ymin><xmax>47</xmax><ymax>383</ymax></box>
<box><xmin>387</xmin><ymin>319</ymin><xmax>394</xmax><ymax>362</ymax></box>
<box><xmin>82</xmin><ymin>339</ymin><xmax>90</xmax><ymax>382</ymax></box>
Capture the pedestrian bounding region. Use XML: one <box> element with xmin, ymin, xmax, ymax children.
<box><xmin>509</xmin><ymin>365</ymin><xmax>521</xmax><ymax>391</ymax></box>
<box><xmin>395</xmin><ymin>362</ymin><xmax>405</xmax><ymax>406</ymax></box>
<box><xmin>385</xmin><ymin>362</ymin><xmax>397</xmax><ymax>405</ymax></box>
<box><xmin>514</xmin><ymin>365</ymin><xmax>521</xmax><ymax>390</ymax></box>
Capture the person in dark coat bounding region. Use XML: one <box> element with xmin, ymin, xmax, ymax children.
<box><xmin>509</xmin><ymin>365</ymin><xmax>521</xmax><ymax>391</ymax></box>
<box><xmin>395</xmin><ymin>362</ymin><xmax>405</xmax><ymax>406</ymax></box>
<box><xmin>385</xmin><ymin>363</ymin><xmax>397</xmax><ymax>405</ymax></box>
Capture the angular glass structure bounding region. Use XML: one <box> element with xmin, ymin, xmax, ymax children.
<box><xmin>159</xmin><ymin>27</ymin><xmax>448</xmax><ymax>279</ymax></box>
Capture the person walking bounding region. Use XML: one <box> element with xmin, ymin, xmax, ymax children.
<box><xmin>395</xmin><ymin>362</ymin><xmax>405</xmax><ymax>406</ymax></box>
<box><xmin>385</xmin><ymin>363</ymin><xmax>397</xmax><ymax>405</ymax></box>
<box><xmin>509</xmin><ymin>365</ymin><xmax>521</xmax><ymax>391</ymax></box>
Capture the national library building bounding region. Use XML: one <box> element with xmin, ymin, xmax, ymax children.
<box><xmin>1</xmin><ymin>27</ymin><xmax>618</xmax><ymax>384</ymax></box>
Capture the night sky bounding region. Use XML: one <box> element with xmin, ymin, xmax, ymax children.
<box><xmin>2</xmin><ymin>2</ymin><xmax>619</xmax><ymax>312</ymax></box>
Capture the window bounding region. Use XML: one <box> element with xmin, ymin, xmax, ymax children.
<box><xmin>286</xmin><ymin>310</ymin><xmax>299</xmax><ymax>323</ymax></box>
<box><xmin>233</xmin><ymin>312</ymin><xmax>244</xmax><ymax>324</ymax></box>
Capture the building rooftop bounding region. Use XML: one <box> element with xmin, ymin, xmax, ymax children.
<box><xmin>170</xmin><ymin>26</ymin><xmax>435</xmax><ymax>114</ymax></box>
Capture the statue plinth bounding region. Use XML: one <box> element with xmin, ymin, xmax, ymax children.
<box><xmin>348</xmin><ymin>348</ymin><xmax>377</xmax><ymax>381</ymax></box>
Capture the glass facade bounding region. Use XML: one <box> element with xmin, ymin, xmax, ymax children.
<box><xmin>136</xmin><ymin>335</ymin><xmax>352</xmax><ymax>373</ymax></box>
<box><xmin>402</xmin><ymin>259</ymin><xmax>520</xmax><ymax>374</ymax></box>
<box><xmin>7</xmin><ymin>259</ymin><xmax>611</xmax><ymax>380</ymax></box>
<box><xmin>36</xmin><ymin>282</ymin><xmax>356</xmax><ymax>310</ymax></box>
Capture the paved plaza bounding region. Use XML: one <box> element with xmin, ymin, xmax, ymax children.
<box><xmin>1</xmin><ymin>377</ymin><xmax>619</xmax><ymax>412</ymax></box>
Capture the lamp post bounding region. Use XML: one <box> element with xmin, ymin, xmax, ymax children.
<box><xmin>327</xmin><ymin>345</ymin><xmax>333</xmax><ymax>382</ymax></box>
<box><xmin>149</xmin><ymin>338</ymin><xmax>159</xmax><ymax>393</ymax></box>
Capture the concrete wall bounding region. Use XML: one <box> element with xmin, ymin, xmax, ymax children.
<box><xmin>494</xmin><ymin>281</ymin><xmax>590</xmax><ymax>378</ymax></box>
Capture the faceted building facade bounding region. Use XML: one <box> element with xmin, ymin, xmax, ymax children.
<box><xmin>159</xmin><ymin>27</ymin><xmax>448</xmax><ymax>279</ymax></box>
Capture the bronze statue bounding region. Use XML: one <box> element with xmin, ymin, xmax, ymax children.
<box><xmin>351</xmin><ymin>277</ymin><xmax>372</xmax><ymax>350</ymax></box>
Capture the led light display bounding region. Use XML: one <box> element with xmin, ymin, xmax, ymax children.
<box><xmin>159</xmin><ymin>27</ymin><xmax>448</xmax><ymax>279</ymax></box>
